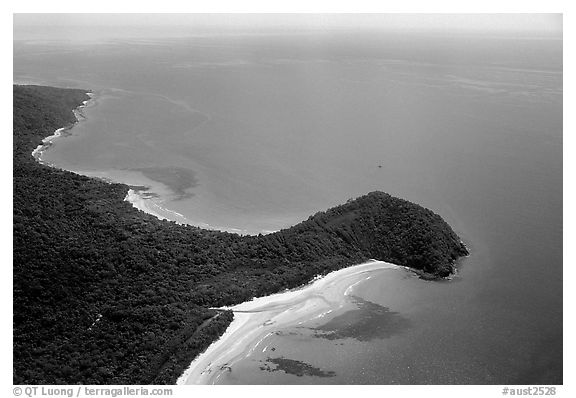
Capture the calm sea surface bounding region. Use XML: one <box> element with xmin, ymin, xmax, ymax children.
<box><xmin>14</xmin><ymin>31</ymin><xmax>562</xmax><ymax>384</ymax></box>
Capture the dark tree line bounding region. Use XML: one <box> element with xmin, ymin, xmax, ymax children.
<box><xmin>13</xmin><ymin>85</ymin><xmax>468</xmax><ymax>385</ymax></box>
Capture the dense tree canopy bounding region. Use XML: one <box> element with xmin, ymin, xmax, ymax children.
<box><xmin>13</xmin><ymin>85</ymin><xmax>468</xmax><ymax>384</ymax></box>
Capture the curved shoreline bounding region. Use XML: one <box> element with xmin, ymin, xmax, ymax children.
<box><xmin>27</xmin><ymin>85</ymin><xmax>272</xmax><ymax>235</ymax></box>
<box><xmin>31</xmin><ymin>92</ymin><xmax>96</xmax><ymax>165</ymax></box>
<box><xmin>15</xmin><ymin>84</ymin><xmax>471</xmax><ymax>384</ymax></box>
<box><xmin>177</xmin><ymin>260</ymin><xmax>404</xmax><ymax>385</ymax></box>
<box><xmin>124</xmin><ymin>188</ymin><xmax>191</xmax><ymax>224</ymax></box>
<box><xmin>26</xmin><ymin>87</ymin><xmax>193</xmax><ymax>227</ymax></box>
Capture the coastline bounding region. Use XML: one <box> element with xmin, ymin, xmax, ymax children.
<box><xmin>15</xmin><ymin>84</ymin><xmax>471</xmax><ymax>384</ymax></box>
<box><xmin>176</xmin><ymin>260</ymin><xmax>403</xmax><ymax>385</ymax></box>
<box><xmin>27</xmin><ymin>97</ymin><xmax>464</xmax><ymax>377</ymax></box>
<box><xmin>31</xmin><ymin>92</ymin><xmax>95</xmax><ymax>165</ymax></box>
<box><xmin>124</xmin><ymin>188</ymin><xmax>274</xmax><ymax>234</ymax></box>
<box><xmin>24</xmin><ymin>86</ymin><xmax>193</xmax><ymax>228</ymax></box>
<box><xmin>24</xmin><ymin>84</ymin><xmax>269</xmax><ymax>235</ymax></box>
<box><xmin>124</xmin><ymin>188</ymin><xmax>191</xmax><ymax>224</ymax></box>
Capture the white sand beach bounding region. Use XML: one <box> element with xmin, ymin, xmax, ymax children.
<box><xmin>177</xmin><ymin>260</ymin><xmax>402</xmax><ymax>385</ymax></box>
<box><xmin>124</xmin><ymin>189</ymin><xmax>170</xmax><ymax>221</ymax></box>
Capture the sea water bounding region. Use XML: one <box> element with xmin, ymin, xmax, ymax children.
<box><xmin>14</xmin><ymin>30</ymin><xmax>562</xmax><ymax>384</ymax></box>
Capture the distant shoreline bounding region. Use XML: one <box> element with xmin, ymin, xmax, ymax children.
<box><xmin>31</xmin><ymin>92</ymin><xmax>95</xmax><ymax>165</ymax></box>
<box><xmin>24</xmin><ymin>83</ymin><xmax>270</xmax><ymax>235</ymax></box>
<box><xmin>23</xmin><ymin>84</ymin><xmax>200</xmax><ymax>228</ymax></box>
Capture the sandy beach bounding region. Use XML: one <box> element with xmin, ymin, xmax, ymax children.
<box><xmin>124</xmin><ymin>188</ymin><xmax>191</xmax><ymax>224</ymax></box>
<box><xmin>124</xmin><ymin>187</ymin><xmax>263</xmax><ymax>234</ymax></box>
<box><xmin>177</xmin><ymin>260</ymin><xmax>402</xmax><ymax>385</ymax></box>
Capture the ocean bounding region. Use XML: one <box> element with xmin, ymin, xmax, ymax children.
<box><xmin>14</xmin><ymin>30</ymin><xmax>563</xmax><ymax>384</ymax></box>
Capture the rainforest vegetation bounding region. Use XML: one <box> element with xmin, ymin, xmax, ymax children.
<box><xmin>13</xmin><ymin>85</ymin><xmax>468</xmax><ymax>384</ymax></box>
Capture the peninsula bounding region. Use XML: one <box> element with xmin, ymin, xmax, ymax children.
<box><xmin>13</xmin><ymin>85</ymin><xmax>468</xmax><ymax>384</ymax></box>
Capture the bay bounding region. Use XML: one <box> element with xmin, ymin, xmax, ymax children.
<box><xmin>14</xmin><ymin>31</ymin><xmax>563</xmax><ymax>384</ymax></box>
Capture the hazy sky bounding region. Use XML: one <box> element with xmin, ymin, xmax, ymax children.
<box><xmin>14</xmin><ymin>14</ymin><xmax>562</xmax><ymax>41</ymax></box>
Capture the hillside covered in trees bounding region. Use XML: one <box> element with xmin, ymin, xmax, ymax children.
<box><xmin>13</xmin><ymin>85</ymin><xmax>468</xmax><ymax>384</ymax></box>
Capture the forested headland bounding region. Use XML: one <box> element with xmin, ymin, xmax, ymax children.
<box><xmin>13</xmin><ymin>85</ymin><xmax>468</xmax><ymax>384</ymax></box>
